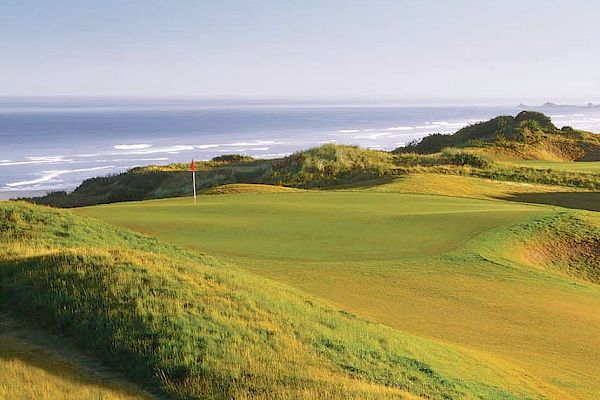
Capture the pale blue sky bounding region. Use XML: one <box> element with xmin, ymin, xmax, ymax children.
<box><xmin>1</xmin><ymin>0</ymin><xmax>599</xmax><ymax>102</ymax></box>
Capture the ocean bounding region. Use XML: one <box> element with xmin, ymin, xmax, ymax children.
<box><xmin>1</xmin><ymin>98</ymin><xmax>599</xmax><ymax>198</ymax></box>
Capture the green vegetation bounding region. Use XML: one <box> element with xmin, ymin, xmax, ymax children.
<box><xmin>77</xmin><ymin>188</ymin><xmax>600</xmax><ymax>400</ymax></box>
<box><xmin>2</xmin><ymin>201</ymin><xmax>557</xmax><ymax>400</ymax></box>
<box><xmin>269</xmin><ymin>144</ymin><xmax>396</xmax><ymax>187</ymax></box>
<box><xmin>502</xmin><ymin>160</ymin><xmax>600</xmax><ymax>173</ymax></box>
<box><xmin>0</xmin><ymin>313</ymin><xmax>151</xmax><ymax>400</ymax></box>
<box><xmin>396</xmin><ymin>111</ymin><xmax>600</xmax><ymax>161</ymax></box>
<box><xmin>346</xmin><ymin>173</ymin><xmax>600</xmax><ymax>212</ymax></box>
<box><xmin>26</xmin><ymin>161</ymin><xmax>272</xmax><ymax>207</ymax></box>
<box><xmin>24</xmin><ymin>148</ymin><xmax>600</xmax><ymax>210</ymax></box>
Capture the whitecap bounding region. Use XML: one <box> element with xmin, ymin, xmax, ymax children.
<box><xmin>118</xmin><ymin>145</ymin><xmax>195</xmax><ymax>155</ymax></box>
<box><xmin>6</xmin><ymin>171</ymin><xmax>63</xmax><ymax>187</ymax></box>
<box><xmin>225</xmin><ymin>140</ymin><xmax>275</xmax><ymax>146</ymax></box>
<box><xmin>386</xmin><ymin>126</ymin><xmax>414</xmax><ymax>131</ymax></box>
<box><xmin>94</xmin><ymin>157</ymin><xmax>169</xmax><ymax>163</ymax></box>
<box><xmin>113</xmin><ymin>144</ymin><xmax>152</xmax><ymax>150</ymax></box>
<box><xmin>432</xmin><ymin>121</ymin><xmax>468</xmax><ymax>127</ymax></box>
<box><xmin>0</xmin><ymin>156</ymin><xmax>74</xmax><ymax>167</ymax></box>
<box><xmin>6</xmin><ymin>165</ymin><xmax>114</xmax><ymax>188</ymax></box>
<box><xmin>353</xmin><ymin>132</ymin><xmax>394</xmax><ymax>139</ymax></box>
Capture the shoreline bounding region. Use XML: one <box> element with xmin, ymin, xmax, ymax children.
<box><xmin>0</xmin><ymin>189</ymin><xmax>60</xmax><ymax>201</ymax></box>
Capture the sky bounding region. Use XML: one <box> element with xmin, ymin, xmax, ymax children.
<box><xmin>1</xmin><ymin>0</ymin><xmax>599</xmax><ymax>103</ymax></box>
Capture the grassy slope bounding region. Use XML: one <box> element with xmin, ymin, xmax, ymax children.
<box><xmin>1</xmin><ymin>201</ymin><xmax>550</xmax><ymax>400</ymax></box>
<box><xmin>396</xmin><ymin>111</ymin><xmax>600</xmax><ymax>162</ymax></box>
<box><xmin>77</xmin><ymin>190</ymin><xmax>600</xmax><ymax>400</ymax></box>
<box><xmin>501</xmin><ymin>160</ymin><xmax>600</xmax><ymax>173</ymax></box>
<box><xmin>341</xmin><ymin>173</ymin><xmax>600</xmax><ymax>212</ymax></box>
<box><xmin>0</xmin><ymin>314</ymin><xmax>153</xmax><ymax>400</ymax></box>
<box><xmin>345</xmin><ymin>173</ymin><xmax>577</xmax><ymax>198</ymax></box>
<box><xmin>202</xmin><ymin>183</ymin><xmax>302</xmax><ymax>195</ymax></box>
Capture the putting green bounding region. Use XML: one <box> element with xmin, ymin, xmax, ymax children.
<box><xmin>78</xmin><ymin>192</ymin><xmax>543</xmax><ymax>262</ymax></box>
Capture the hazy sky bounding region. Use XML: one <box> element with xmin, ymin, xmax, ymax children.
<box><xmin>1</xmin><ymin>0</ymin><xmax>599</xmax><ymax>102</ymax></box>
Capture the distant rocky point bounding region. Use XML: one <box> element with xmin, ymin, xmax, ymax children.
<box><xmin>518</xmin><ymin>101</ymin><xmax>598</xmax><ymax>109</ymax></box>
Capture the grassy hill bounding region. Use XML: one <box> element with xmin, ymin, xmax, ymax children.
<box><xmin>76</xmin><ymin>188</ymin><xmax>600</xmax><ymax>400</ymax></box>
<box><xmin>1</xmin><ymin>200</ymin><xmax>560</xmax><ymax>400</ymax></box>
<box><xmin>396</xmin><ymin>111</ymin><xmax>600</xmax><ymax>161</ymax></box>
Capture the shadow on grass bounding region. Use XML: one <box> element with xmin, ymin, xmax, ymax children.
<box><xmin>498</xmin><ymin>192</ymin><xmax>600</xmax><ymax>212</ymax></box>
<box><xmin>324</xmin><ymin>176</ymin><xmax>398</xmax><ymax>190</ymax></box>
<box><xmin>0</xmin><ymin>313</ymin><xmax>152</xmax><ymax>399</ymax></box>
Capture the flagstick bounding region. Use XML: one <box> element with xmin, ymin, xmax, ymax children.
<box><xmin>192</xmin><ymin>169</ymin><xmax>197</xmax><ymax>205</ymax></box>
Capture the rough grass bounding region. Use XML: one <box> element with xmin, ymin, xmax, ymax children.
<box><xmin>0</xmin><ymin>201</ymin><xmax>546</xmax><ymax>400</ymax></box>
<box><xmin>202</xmin><ymin>183</ymin><xmax>301</xmax><ymax>195</ymax></box>
<box><xmin>77</xmin><ymin>191</ymin><xmax>600</xmax><ymax>400</ymax></box>
<box><xmin>396</xmin><ymin>111</ymin><xmax>600</xmax><ymax>162</ymax></box>
<box><xmin>270</xmin><ymin>144</ymin><xmax>396</xmax><ymax>187</ymax></box>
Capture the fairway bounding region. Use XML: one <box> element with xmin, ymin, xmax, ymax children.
<box><xmin>77</xmin><ymin>191</ymin><xmax>600</xmax><ymax>400</ymax></box>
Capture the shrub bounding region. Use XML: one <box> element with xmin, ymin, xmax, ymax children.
<box><xmin>211</xmin><ymin>154</ymin><xmax>254</xmax><ymax>163</ymax></box>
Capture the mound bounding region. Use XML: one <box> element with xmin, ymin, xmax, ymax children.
<box><xmin>396</xmin><ymin>111</ymin><xmax>600</xmax><ymax>161</ymax></box>
<box><xmin>0</xmin><ymin>201</ymin><xmax>545</xmax><ymax>399</ymax></box>
<box><xmin>271</xmin><ymin>144</ymin><xmax>396</xmax><ymax>187</ymax></box>
<box><xmin>353</xmin><ymin>173</ymin><xmax>578</xmax><ymax>199</ymax></box>
<box><xmin>485</xmin><ymin>211</ymin><xmax>600</xmax><ymax>284</ymax></box>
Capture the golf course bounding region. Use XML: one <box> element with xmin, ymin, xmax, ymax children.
<box><xmin>75</xmin><ymin>182</ymin><xmax>600</xmax><ymax>400</ymax></box>
<box><xmin>3</xmin><ymin>112</ymin><xmax>599</xmax><ymax>399</ymax></box>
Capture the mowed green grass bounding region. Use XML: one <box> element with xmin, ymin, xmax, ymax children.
<box><xmin>78</xmin><ymin>192</ymin><xmax>542</xmax><ymax>262</ymax></box>
<box><xmin>77</xmin><ymin>191</ymin><xmax>600</xmax><ymax>399</ymax></box>
<box><xmin>504</xmin><ymin>160</ymin><xmax>600</xmax><ymax>173</ymax></box>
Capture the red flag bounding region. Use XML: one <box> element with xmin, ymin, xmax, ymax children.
<box><xmin>190</xmin><ymin>159</ymin><xmax>195</xmax><ymax>172</ymax></box>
